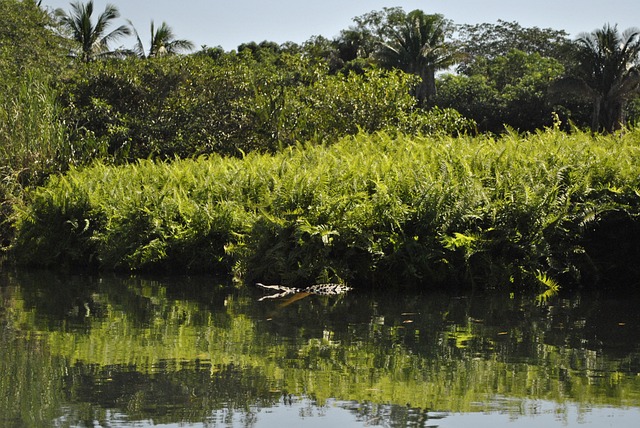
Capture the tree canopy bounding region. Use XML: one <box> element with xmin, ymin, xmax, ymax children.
<box><xmin>559</xmin><ymin>24</ymin><xmax>640</xmax><ymax>132</ymax></box>
<box><xmin>4</xmin><ymin>0</ymin><xmax>640</xmax><ymax>154</ymax></box>
<box><xmin>0</xmin><ymin>0</ymin><xmax>68</xmax><ymax>76</ymax></box>
<box><xmin>340</xmin><ymin>8</ymin><xmax>456</xmax><ymax>105</ymax></box>
<box><xmin>375</xmin><ymin>10</ymin><xmax>456</xmax><ymax>105</ymax></box>
<box><xmin>456</xmin><ymin>20</ymin><xmax>572</xmax><ymax>71</ymax></box>
<box><xmin>130</xmin><ymin>20</ymin><xmax>195</xmax><ymax>58</ymax></box>
<box><xmin>435</xmin><ymin>49</ymin><xmax>565</xmax><ymax>132</ymax></box>
<box><xmin>55</xmin><ymin>0</ymin><xmax>131</xmax><ymax>62</ymax></box>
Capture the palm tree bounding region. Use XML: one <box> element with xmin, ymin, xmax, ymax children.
<box><xmin>552</xmin><ymin>24</ymin><xmax>640</xmax><ymax>132</ymax></box>
<box><xmin>375</xmin><ymin>10</ymin><xmax>456</xmax><ymax>106</ymax></box>
<box><xmin>131</xmin><ymin>20</ymin><xmax>194</xmax><ymax>58</ymax></box>
<box><xmin>55</xmin><ymin>0</ymin><xmax>131</xmax><ymax>62</ymax></box>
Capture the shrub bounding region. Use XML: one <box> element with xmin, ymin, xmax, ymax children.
<box><xmin>58</xmin><ymin>54</ymin><xmax>473</xmax><ymax>160</ymax></box>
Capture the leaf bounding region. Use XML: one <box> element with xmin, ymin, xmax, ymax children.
<box><xmin>535</xmin><ymin>270</ymin><xmax>560</xmax><ymax>303</ymax></box>
<box><xmin>441</xmin><ymin>232</ymin><xmax>477</xmax><ymax>250</ymax></box>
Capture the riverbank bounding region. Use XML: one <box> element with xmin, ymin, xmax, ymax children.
<box><xmin>8</xmin><ymin>128</ymin><xmax>640</xmax><ymax>292</ymax></box>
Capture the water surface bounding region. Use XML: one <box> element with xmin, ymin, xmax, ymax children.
<box><xmin>1</xmin><ymin>271</ymin><xmax>639</xmax><ymax>427</ymax></box>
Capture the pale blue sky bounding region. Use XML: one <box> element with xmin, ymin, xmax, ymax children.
<box><xmin>42</xmin><ymin>0</ymin><xmax>640</xmax><ymax>51</ymax></box>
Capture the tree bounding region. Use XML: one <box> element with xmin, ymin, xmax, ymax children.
<box><xmin>456</xmin><ymin>20</ymin><xmax>572</xmax><ymax>73</ymax></box>
<box><xmin>356</xmin><ymin>8</ymin><xmax>456</xmax><ymax>106</ymax></box>
<box><xmin>0</xmin><ymin>0</ymin><xmax>69</xmax><ymax>76</ymax></box>
<box><xmin>552</xmin><ymin>24</ymin><xmax>640</xmax><ymax>132</ymax></box>
<box><xmin>334</xmin><ymin>28</ymin><xmax>374</xmax><ymax>63</ymax></box>
<box><xmin>55</xmin><ymin>0</ymin><xmax>130</xmax><ymax>62</ymax></box>
<box><xmin>435</xmin><ymin>50</ymin><xmax>565</xmax><ymax>132</ymax></box>
<box><xmin>300</xmin><ymin>34</ymin><xmax>370</xmax><ymax>75</ymax></box>
<box><xmin>130</xmin><ymin>20</ymin><xmax>194</xmax><ymax>58</ymax></box>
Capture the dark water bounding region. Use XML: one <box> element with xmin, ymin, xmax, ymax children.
<box><xmin>1</xmin><ymin>271</ymin><xmax>639</xmax><ymax>427</ymax></box>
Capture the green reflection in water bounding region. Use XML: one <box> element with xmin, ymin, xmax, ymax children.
<box><xmin>1</xmin><ymin>271</ymin><xmax>640</xmax><ymax>427</ymax></box>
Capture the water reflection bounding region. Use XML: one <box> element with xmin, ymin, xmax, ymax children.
<box><xmin>1</xmin><ymin>271</ymin><xmax>639</xmax><ymax>427</ymax></box>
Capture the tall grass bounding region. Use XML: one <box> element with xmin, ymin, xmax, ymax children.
<box><xmin>0</xmin><ymin>71</ymin><xmax>67</xmax><ymax>184</ymax></box>
<box><xmin>0</xmin><ymin>70</ymin><xmax>71</xmax><ymax>251</ymax></box>
<box><xmin>10</xmin><ymin>127</ymin><xmax>640</xmax><ymax>290</ymax></box>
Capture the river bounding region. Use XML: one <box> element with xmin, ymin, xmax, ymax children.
<box><xmin>1</xmin><ymin>271</ymin><xmax>639</xmax><ymax>427</ymax></box>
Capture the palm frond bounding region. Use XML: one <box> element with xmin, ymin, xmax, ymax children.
<box><xmin>127</xmin><ymin>20</ymin><xmax>146</xmax><ymax>58</ymax></box>
<box><xmin>148</xmin><ymin>21</ymin><xmax>194</xmax><ymax>57</ymax></box>
<box><xmin>55</xmin><ymin>0</ymin><xmax>129</xmax><ymax>62</ymax></box>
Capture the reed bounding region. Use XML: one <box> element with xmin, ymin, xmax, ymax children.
<box><xmin>0</xmin><ymin>72</ymin><xmax>68</xmax><ymax>184</ymax></box>
<box><xmin>0</xmin><ymin>70</ymin><xmax>74</xmax><ymax>251</ymax></box>
<box><xmin>10</xmin><ymin>127</ymin><xmax>640</xmax><ymax>290</ymax></box>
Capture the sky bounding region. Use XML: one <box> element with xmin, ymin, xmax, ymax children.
<box><xmin>41</xmin><ymin>0</ymin><xmax>640</xmax><ymax>51</ymax></box>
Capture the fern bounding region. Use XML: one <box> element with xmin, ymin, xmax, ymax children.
<box><xmin>10</xmin><ymin>127</ymin><xmax>640</xmax><ymax>291</ymax></box>
<box><xmin>535</xmin><ymin>270</ymin><xmax>561</xmax><ymax>303</ymax></box>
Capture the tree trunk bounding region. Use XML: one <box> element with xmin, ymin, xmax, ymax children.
<box><xmin>599</xmin><ymin>97</ymin><xmax>626</xmax><ymax>133</ymax></box>
<box><xmin>416</xmin><ymin>66</ymin><xmax>436</xmax><ymax>107</ymax></box>
<box><xmin>591</xmin><ymin>96</ymin><xmax>602</xmax><ymax>132</ymax></box>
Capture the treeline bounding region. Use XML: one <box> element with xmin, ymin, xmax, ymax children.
<box><xmin>3</xmin><ymin>1</ymin><xmax>640</xmax><ymax>171</ymax></box>
<box><xmin>1</xmin><ymin>2</ymin><xmax>484</xmax><ymax>169</ymax></box>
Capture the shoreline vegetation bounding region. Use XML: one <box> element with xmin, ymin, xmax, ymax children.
<box><xmin>9</xmin><ymin>128</ymin><xmax>640</xmax><ymax>293</ymax></box>
<box><xmin>2</xmin><ymin>1</ymin><xmax>640</xmax><ymax>295</ymax></box>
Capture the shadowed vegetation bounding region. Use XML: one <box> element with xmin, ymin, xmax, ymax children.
<box><xmin>551</xmin><ymin>24</ymin><xmax>640</xmax><ymax>132</ymax></box>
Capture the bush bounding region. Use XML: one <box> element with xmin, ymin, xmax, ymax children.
<box><xmin>58</xmin><ymin>54</ymin><xmax>473</xmax><ymax>160</ymax></box>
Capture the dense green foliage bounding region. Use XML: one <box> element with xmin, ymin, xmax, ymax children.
<box><xmin>435</xmin><ymin>50</ymin><xmax>567</xmax><ymax>132</ymax></box>
<box><xmin>0</xmin><ymin>71</ymin><xmax>68</xmax><ymax>185</ymax></box>
<box><xmin>1</xmin><ymin>1</ymin><xmax>474</xmax><ymax>254</ymax></box>
<box><xmin>11</xmin><ymin>129</ymin><xmax>640</xmax><ymax>290</ymax></box>
<box><xmin>0</xmin><ymin>0</ymin><xmax>68</xmax><ymax>77</ymax></box>
<box><xmin>455</xmin><ymin>20</ymin><xmax>573</xmax><ymax>69</ymax></box>
<box><xmin>0</xmin><ymin>0</ymin><xmax>72</xmax><ymax>248</ymax></box>
<box><xmin>56</xmin><ymin>53</ymin><xmax>472</xmax><ymax>160</ymax></box>
<box><xmin>551</xmin><ymin>25</ymin><xmax>640</xmax><ymax>132</ymax></box>
<box><xmin>352</xmin><ymin>8</ymin><xmax>457</xmax><ymax>105</ymax></box>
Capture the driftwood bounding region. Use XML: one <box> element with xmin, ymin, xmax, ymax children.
<box><xmin>256</xmin><ymin>282</ymin><xmax>352</xmax><ymax>301</ymax></box>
